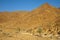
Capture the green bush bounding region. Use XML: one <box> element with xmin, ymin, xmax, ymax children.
<box><xmin>37</xmin><ymin>27</ymin><xmax>42</xmax><ymax>34</ymax></box>
<box><xmin>15</xmin><ymin>27</ymin><xmax>20</xmax><ymax>33</ymax></box>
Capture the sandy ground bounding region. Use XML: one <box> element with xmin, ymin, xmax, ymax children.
<box><xmin>0</xmin><ymin>32</ymin><xmax>58</xmax><ymax>40</ymax></box>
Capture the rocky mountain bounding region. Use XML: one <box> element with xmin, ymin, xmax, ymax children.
<box><xmin>0</xmin><ymin>3</ymin><xmax>60</xmax><ymax>40</ymax></box>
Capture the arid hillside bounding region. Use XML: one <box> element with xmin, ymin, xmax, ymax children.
<box><xmin>0</xmin><ymin>3</ymin><xmax>60</xmax><ymax>40</ymax></box>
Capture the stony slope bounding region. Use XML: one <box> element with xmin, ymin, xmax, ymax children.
<box><xmin>0</xmin><ymin>3</ymin><xmax>60</xmax><ymax>40</ymax></box>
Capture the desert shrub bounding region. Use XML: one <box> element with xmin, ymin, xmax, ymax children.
<box><xmin>37</xmin><ymin>27</ymin><xmax>42</xmax><ymax>34</ymax></box>
<box><xmin>15</xmin><ymin>27</ymin><xmax>20</xmax><ymax>33</ymax></box>
<box><xmin>26</xmin><ymin>29</ymin><xmax>32</xmax><ymax>33</ymax></box>
<box><xmin>0</xmin><ymin>25</ymin><xmax>3</xmax><ymax>33</ymax></box>
<box><xmin>34</xmin><ymin>27</ymin><xmax>42</xmax><ymax>37</ymax></box>
<box><xmin>2</xmin><ymin>32</ymin><xmax>13</xmax><ymax>37</ymax></box>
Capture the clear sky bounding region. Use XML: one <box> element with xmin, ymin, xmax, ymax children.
<box><xmin>0</xmin><ymin>0</ymin><xmax>60</xmax><ymax>12</ymax></box>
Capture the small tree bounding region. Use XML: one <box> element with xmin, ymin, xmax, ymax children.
<box><xmin>37</xmin><ymin>27</ymin><xmax>42</xmax><ymax>37</ymax></box>
<box><xmin>37</xmin><ymin>28</ymin><xmax>42</xmax><ymax>34</ymax></box>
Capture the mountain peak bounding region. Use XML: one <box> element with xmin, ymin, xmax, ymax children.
<box><xmin>40</xmin><ymin>3</ymin><xmax>52</xmax><ymax>8</ymax></box>
<box><xmin>43</xmin><ymin>3</ymin><xmax>49</xmax><ymax>6</ymax></box>
<box><xmin>32</xmin><ymin>3</ymin><xmax>54</xmax><ymax>12</ymax></box>
<box><xmin>42</xmin><ymin>3</ymin><xmax>49</xmax><ymax>6</ymax></box>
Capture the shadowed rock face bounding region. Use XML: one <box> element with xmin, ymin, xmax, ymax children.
<box><xmin>0</xmin><ymin>3</ymin><xmax>60</xmax><ymax>40</ymax></box>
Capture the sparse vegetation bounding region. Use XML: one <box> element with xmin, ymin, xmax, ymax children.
<box><xmin>3</xmin><ymin>32</ymin><xmax>9</xmax><ymax>36</ymax></box>
<box><xmin>26</xmin><ymin>29</ymin><xmax>32</xmax><ymax>33</ymax></box>
<box><xmin>37</xmin><ymin>27</ymin><xmax>42</xmax><ymax>34</ymax></box>
<box><xmin>36</xmin><ymin>27</ymin><xmax>42</xmax><ymax>37</ymax></box>
<box><xmin>1</xmin><ymin>32</ymin><xmax>13</xmax><ymax>38</ymax></box>
<box><xmin>15</xmin><ymin>27</ymin><xmax>20</xmax><ymax>33</ymax></box>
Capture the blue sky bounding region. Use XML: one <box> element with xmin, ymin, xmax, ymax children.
<box><xmin>0</xmin><ymin>0</ymin><xmax>60</xmax><ymax>12</ymax></box>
